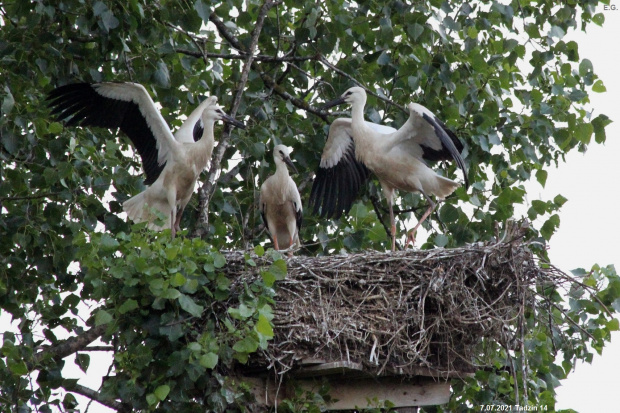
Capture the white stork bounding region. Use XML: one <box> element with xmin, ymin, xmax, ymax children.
<box><xmin>259</xmin><ymin>145</ymin><xmax>302</xmax><ymax>251</ymax></box>
<box><xmin>309</xmin><ymin>87</ymin><xmax>468</xmax><ymax>251</ymax></box>
<box><xmin>47</xmin><ymin>82</ymin><xmax>245</xmax><ymax>238</ymax></box>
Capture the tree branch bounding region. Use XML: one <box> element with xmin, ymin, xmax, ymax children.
<box><xmin>317</xmin><ymin>56</ymin><xmax>408</xmax><ymax>116</ymax></box>
<box><xmin>206</xmin><ymin>7</ymin><xmax>328</xmax><ymax>121</ymax></box>
<box><xmin>30</xmin><ymin>325</ymin><xmax>106</xmax><ymax>369</ymax></box>
<box><xmin>193</xmin><ymin>1</ymin><xmax>282</xmax><ymax>238</ymax></box>
<box><xmin>175</xmin><ymin>47</ymin><xmax>316</xmax><ymax>63</ymax></box>
<box><xmin>64</xmin><ymin>381</ymin><xmax>128</xmax><ymax>412</ymax></box>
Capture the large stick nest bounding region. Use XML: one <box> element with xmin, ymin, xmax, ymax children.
<box><xmin>222</xmin><ymin>223</ymin><xmax>554</xmax><ymax>378</ymax></box>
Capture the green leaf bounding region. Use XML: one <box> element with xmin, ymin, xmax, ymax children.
<box><xmin>574</xmin><ymin>122</ymin><xmax>593</xmax><ymax>144</ymax></box>
<box><xmin>261</xmin><ymin>270</ymin><xmax>275</xmax><ymax>287</ymax></box>
<box><xmin>592</xmin><ymin>12</ymin><xmax>605</xmax><ymax>26</ymax></box>
<box><xmin>269</xmin><ymin>259</ymin><xmax>287</xmax><ymax>281</ymax></box>
<box><xmin>233</xmin><ymin>337</ymin><xmax>259</xmax><ymax>354</ymax></box>
<box><xmin>154</xmin><ymin>384</ymin><xmax>170</xmax><ymax>401</ymax></box>
<box><xmin>153</xmin><ymin>61</ymin><xmax>170</xmax><ymax>88</ymax></box>
<box><xmin>377</xmin><ymin>51</ymin><xmax>390</xmax><ymax>66</ymax></box>
<box><xmin>549</xmin><ymin>25</ymin><xmax>565</xmax><ymax>39</ymax></box>
<box><xmin>540</xmin><ymin>214</ymin><xmax>560</xmax><ymax>240</ymax></box>
<box><xmin>592</xmin><ymin>114</ymin><xmax>612</xmax><ymax>144</ymax></box>
<box><xmin>170</xmin><ymin>272</ymin><xmax>186</xmax><ymax>287</ymax></box>
<box><xmin>2</xmin><ymin>86</ymin><xmax>15</xmax><ymax>114</ymax></box>
<box><xmin>193</xmin><ymin>0</ymin><xmax>211</xmax><ymax>23</ymax></box>
<box><xmin>213</xmin><ymin>253</ymin><xmax>226</xmax><ymax>268</ymax></box>
<box><xmin>434</xmin><ymin>234</ymin><xmax>449</xmax><ymax>247</ymax></box>
<box><xmin>254</xmin><ymin>244</ymin><xmax>265</xmax><ymax>257</ymax></box>
<box><xmin>439</xmin><ymin>204</ymin><xmax>459</xmax><ymax>223</ymax></box>
<box><xmin>199</xmin><ymin>352</ymin><xmax>219</xmax><ymax>369</ymax></box>
<box><xmin>553</xmin><ymin>194</ymin><xmax>568</xmax><ymax>207</ymax></box>
<box><xmin>256</xmin><ymin>313</ymin><xmax>274</xmax><ymax>338</ymax></box>
<box><xmin>95</xmin><ymin>310</ymin><xmax>113</xmax><ymax>326</ymax></box>
<box><xmin>592</xmin><ymin>79</ymin><xmax>606</xmax><ymax>93</ymax></box>
<box><xmin>579</xmin><ymin>58</ymin><xmax>593</xmax><ymax>76</ymax></box>
<box><xmin>8</xmin><ymin>360</ymin><xmax>28</xmax><ymax>376</ymax></box>
<box><xmin>407</xmin><ymin>23</ymin><xmax>424</xmax><ymax>40</ymax></box>
<box><xmin>75</xmin><ymin>353</ymin><xmax>90</xmax><ymax>374</ymax></box>
<box><xmin>118</xmin><ymin>299</ymin><xmax>138</xmax><ymax>314</ymax></box>
<box><xmin>99</xmin><ymin>234</ymin><xmax>119</xmax><ymax>252</ymax></box>
<box><xmin>178</xmin><ymin>294</ymin><xmax>204</xmax><ymax>317</ymax></box>
<box><xmin>536</xmin><ymin>170</ymin><xmax>548</xmax><ymax>187</ymax></box>
<box><xmin>607</xmin><ymin>318</ymin><xmax>619</xmax><ymax>331</ymax></box>
<box><xmin>146</xmin><ymin>393</ymin><xmax>157</xmax><ymax>406</ymax></box>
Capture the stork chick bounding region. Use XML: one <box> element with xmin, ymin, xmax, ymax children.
<box><xmin>47</xmin><ymin>82</ymin><xmax>245</xmax><ymax>238</ymax></box>
<box><xmin>310</xmin><ymin>87</ymin><xmax>467</xmax><ymax>251</ymax></box>
<box><xmin>259</xmin><ymin>145</ymin><xmax>302</xmax><ymax>251</ymax></box>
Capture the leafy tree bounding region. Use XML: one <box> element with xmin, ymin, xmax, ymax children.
<box><xmin>1</xmin><ymin>0</ymin><xmax>618</xmax><ymax>411</ymax></box>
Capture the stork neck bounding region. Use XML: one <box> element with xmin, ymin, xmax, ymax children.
<box><xmin>350</xmin><ymin>101</ymin><xmax>366</xmax><ymax>126</ymax></box>
<box><xmin>350</xmin><ymin>101</ymin><xmax>372</xmax><ymax>139</ymax></box>
<box><xmin>199</xmin><ymin>120</ymin><xmax>216</xmax><ymax>145</ymax></box>
<box><xmin>275</xmin><ymin>161</ymin><xmax>290</xmax><ymax>177</ymax></box>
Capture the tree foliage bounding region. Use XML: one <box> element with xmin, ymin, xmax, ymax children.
<box><xmin>0</xmin><ymin>0</ymin><xmax>618</xmax><ymax>411</ymax></box>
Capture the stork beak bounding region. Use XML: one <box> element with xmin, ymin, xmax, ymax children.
<box><xmin>221</xmin><ymin>113</ymin><xmax>246</xmax><ymax>130</ymax></box>
<box><xmin>283</xmin><ymin>155</ymin><xmax>298</xmax><ymax>174</ymax></box>
<box><xmin>321</xmin><ymin>96</ymin><xmax>347</xmax><ymax>111</ymax></box>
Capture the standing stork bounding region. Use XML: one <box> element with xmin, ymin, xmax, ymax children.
<box><xmin>259</xmin><ymin>145</ymin><xmax>302</xmax><ymax>251</ymax></box>
<box><xmin>309</xmin><ymin>87</ymin><xmax>468</xmax><ymax>251</ymax></box>
<box><xmin>47</xmin><ymin>82</ymin><xmax>245</xmax><ymax>238</ymax></box>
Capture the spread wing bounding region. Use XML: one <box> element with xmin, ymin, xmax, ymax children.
<box><xmin>309</xmin><ymin>118</ymin><xmax>372</xmax><ymax>219</ymax></box>
<box><xmin>47</xmin><ymin>82</ymin><xmax>178</xmax><ymax>185</ymax></box>
<box><xmin>402</xmin><ymin>103</ymin><xmax>468</xmax><ymax>188</ymax></box>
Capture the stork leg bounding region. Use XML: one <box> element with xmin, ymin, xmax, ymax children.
<box><xmin>170</xmin><ymin>209</ymin><xmax>176</xmax><ymax>239</ymax></box>
<box><xmin>406</xmin><ymin>195</ymin><xmax>436</xmax><ymax>248</ymax></box>
<box><xmin>173</xmin><ymin>206</ymin><xmax>184</xmax><ymax>235</ymax></box>
<box><xmin>273</xmin><ymin>237</ymin><xmax>280</xmax><ymax>251</ymax></box>
<box><xmin>167</xmin><ymin>190</ymin><xmax>177</xmax><ymax>239</ymax></box>
<box><xmin>389</xmin><ymin>201</ymin><xmax>396</xmax><ymax>252</ymax></box>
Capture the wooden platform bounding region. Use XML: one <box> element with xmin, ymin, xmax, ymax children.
<box><xmin>244</xmin><ymin>360</ymin><xmax>464</xmax><ymax>410</ymax></box>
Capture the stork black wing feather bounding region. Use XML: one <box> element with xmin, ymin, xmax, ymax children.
<box><xmin>421</xmin><ymin>113</ymin><xmax>469</xmax><ymax>188</ymax></box>
<box><xmin>309</xmin><ymin>137</ymin><xmax>370</xmax><ymax>220</ymax></box>
<box><xmin>47</xmin><ymin>83</ymin><xmax>165</xmax><ymax>185</ymax></box>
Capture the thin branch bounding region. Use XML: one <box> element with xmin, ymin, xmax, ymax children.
<box><xmin>29</xmin><ymin>325</ymin><xmax>106</xmax><ymax>370</ymax></box>
<box><xmin>318</xmin><ymin>56</ymin><xmax>408</xmax><ymax>116</ymax></box>
<box><xmin>175</xmin><ymin>47</ymin><xmax>316</xmax><ymax>62</ymax></box>
<box><xmin>64</xmin><ymin>381</ymin><xmax>127</xmax><ymax>412</ymax></box>
<box><xmin>80</xmin><ymin>346</ymin><xmax>115</xmax><ymax>351</ymax></box>
<box><xmin>369</xmin><ymin>194</ymin><xmax>393</xmax><ymax>243</ymax></box>
<box><xmin>0</xmin><ymin>193</ymin><xmax>57</xmax><ymax>202</ymax></box>
<box><xmin>193</xmin><ymin>2</ymin><xmax>282</xmax><ymax>237</ymax></box>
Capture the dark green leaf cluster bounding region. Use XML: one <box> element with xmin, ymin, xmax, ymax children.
<box><xmin>74</xmin><ymin>231</ymin><xmax>277</xmax><ymax>410</ymax></box>
<box><xmin>0</xmin><ymin>0</ymin><xmax>618</xmax><ymax>411</ymax></box>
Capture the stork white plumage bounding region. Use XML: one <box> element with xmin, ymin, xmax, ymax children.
<box><xmin>309</xmin><ymin>87</ymin><xmax>468</xmax><ymax>251</ymax></box>
<box><xmin>47</xmin><ymin>82</ymin><xmax>245</xmax><ymax>238</ymax></box>
<box><xmin>259</xmin><ymin>145</ymin><xmax>302</xmax><ymax>251</ymax></box>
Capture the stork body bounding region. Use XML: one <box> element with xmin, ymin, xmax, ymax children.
<box><xmin>47</xmin><ymin>82</ymin><xmax>244</xmax><ymax>237</ymax></box>
<box><xmin>259</xmin><ymin>145</ymin><xmax>302</xmax><ymax>251</ymax></box>
<box><xmin>310</xmin><ymin>87</ymin><xmax>467</xmax><ymax>251</ymax></box>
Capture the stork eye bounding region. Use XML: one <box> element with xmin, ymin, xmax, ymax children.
<box><xmin>279</xmin><ymin>150</ymin><xmax>284</xmax><ymax>155</ymax></box>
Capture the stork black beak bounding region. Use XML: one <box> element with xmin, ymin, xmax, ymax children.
<box><xmin>321</xmin><ymin>96</ymin><xmax>347</xmax><ymax>111</ymax></box>
<box><xmin>221</xmin><ymin>113</ymin><xmax>246</xmax><ymax>130</ymax></box>
<box><xmin>283</xmin><ymin>155</ymin><xmax>298</xmax><ymax>174</ymax></box>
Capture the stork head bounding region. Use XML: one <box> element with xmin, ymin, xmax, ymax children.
<box><xmin>321</xmin><ymin>86</ymin><xmax>367</xmax><ymax>111</ymax></box>
<box><xmin>200</xmin><ymin>104</ymin><xmax>246</xmax><ymax>129</ymax></box>
<box><xmin>273</xmin><ymin>144</ymin><xmax>298</xmax><ymax>174</ymax></box>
